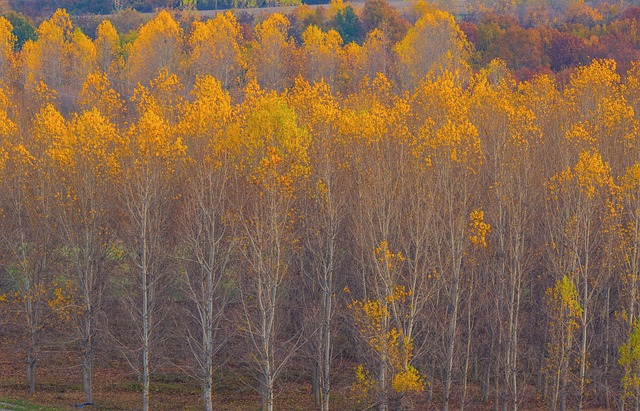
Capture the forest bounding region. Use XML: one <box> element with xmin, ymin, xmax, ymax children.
<box><xmin>2</xmin><ymin>0</ymin><xmax>640</xmax><ymax>410</ymax></box>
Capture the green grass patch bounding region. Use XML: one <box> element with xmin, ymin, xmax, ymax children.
<box><xmin>0</xmin><ymin>398</ymin><xmax>62</xmax><ymax>411</ymax></box>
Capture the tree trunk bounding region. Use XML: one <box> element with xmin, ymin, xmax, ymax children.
<box><xmin>260</xmin><ymin>370</ymin><xmax>274</xmax><ymax>411</ymax></box>
<box><xmin>141</xmin><ymin>203</ymin><xmax>151</xmax><ymax>411</ymax></box>
<box><xmin>204</xmin><ymin>265</ymin><xmax>214</xmax><ymax>411</ymax></box>
<box><xmin>321</xmin><ymin>271</ymin><xmax>332</xmax><ymax>411</ymax></box>
<box><xmin>578</xmin><ymin>260</ymin><xmax>588</xmax><ymax>411</ymax></box>
<box><xmin>82</xmin><ymin>332</ymin><xmax>93</xmax><ymax>404</ymax></box>
<box><xmin>82</xmin><ymin>296</ymin><xmax>94</xmax><ymax>404</ymax></box>
<box><xmin>27</xmin><ymin>342</ymin><xmax>36</xmax><ymax>395</ymax></box>
<box><xmin>379</xmin><ymin>357</ymin><xmax>388</xmax><ymax>411</ymax></box>
<box><xmin>443</xmin><ymin>276</ymin><xmax>460</xmax><ymax>411</ymax></box>
<box><xmin>461</xmin><ymin>289</ymin><xmax>473</xmax><ymax>411</ymax></box>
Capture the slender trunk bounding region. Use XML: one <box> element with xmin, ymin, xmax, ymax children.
<box><xmin>260</xmin><ymin>367</ymin><xmax>274</xmax><ymax>411</ymax></box>
<box><xmin>203</xmin><ymin>302</ymin><xmax>213</xmax><ymax>411</ymax></box>
<box><xmin>461</xmin><ymin>288</ymin><xmax>473</xmax><ymax>411</ymax></box>
<box><xmin>204</xmin><ymin>265</ymin><xmax>214</xmax><ymax>411</ymax></box>
<box><xmin>321</xmin><ymin>268</ymin><xmax>332</xmax><ymax>411</ymax></box>
<box><xmin>379</xmin><ymin>355</ymin><xmax>388</xmax><ymax>411</ymax></box>
<box><xmin>141</xmin><ymin>200</ymin><xmax>150</xmax><ymax>411</ymax></box>
<box><xmin>494</xmin><ymin>370</ymin><xmax>500</xmax><ymax>411</ymax></box>
<box><xmin>443</xmin><ymin>275</ymin><xmax>460</xmax><ymax>411</ymax></box>
<box><xmin>578</xmin><ymin>262</ymin><xmax>588</xmax><ymax>411</ymax></box>
<box><xmin>482</xmin><ymin>361</ymin><xmax>490</xmax><ymax>403</ymax></box>
<box><xmin>27</xmin><ymin>342</ymin><xmax>36</xmax><ymax>395</ymax></box>
<box><xmin>27</xmin><ymin>285</ymin><xmax>37</xmax><ymax>396</ymax></box>
<box><xmin>312</xmin><ymin>360</ymin><xmax>321</xmax><ymax>408</ymax></box>
<box><xmin>559</xmin><ymin>350</ymin><xmax>567</xmax><ymax>411</ymax></box>
<box><xmin>551</xmin><ymin>362</ymin><xmax>559</xmax><ymax>411</ymax></box>
<box><xmin>82</xmin><ymin>315</ymin><xmax>93</xmax><ymax>404</ymax></box>
<box><xmin>82</xmin><ymin>280</ymin><xmax>94</xmax><ymax>404</ymax></box>
<box><xmin>604</xmin><ymin>286</ymin><xmax>610</xmax><ymax>411</ymax></box>
<box><xmin>204</xmin><ymin>375</ymin><xmax>213</xmax><ymax>411</ymax></box>
<box><xmin>511</xmin><ymin>265</ymin><xmax>522</xmax><ymax>411</ymax></box>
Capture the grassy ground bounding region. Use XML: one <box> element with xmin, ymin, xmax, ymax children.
<box><xmin>0</xmin><ymin>349</ymin><xmax>615</xmax><ymax>410</ymax></box>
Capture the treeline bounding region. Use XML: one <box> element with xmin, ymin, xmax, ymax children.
<box><xmin>461</xmin><ymin>4</ymin><xmax>640</xmax><ymax>81</ymax></box>
<box><xmin>3</xmin><ymin>3</ymin><xmax>640</xmax><ymax>411</ymax></box>
<box><xmin>4</xmin><ymin>0</ymin><xmax>307</xmax><ymax>18</ymax></box>
<box><xmin>8</xmin><ymin>0</ymin><xmax>640</xmax><ymax>84</ymax></box>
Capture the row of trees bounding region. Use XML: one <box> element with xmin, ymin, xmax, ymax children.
<box><xmin>0</xmin><ymin>4</ymin><xmax>468</xmax><ymax>111</ymax></box>
<box><xmin>9</xmin><ymin>0</ymin><xmax>640</xmax><ymax>90</ymax></box>
<box><xmin>9</xmin><ymin>0</ymin><xmax>640</xmax><ymax>106</ymax></box>
<box><xmin>4</xmin><ymin>4</ymin><xmax>640</xmax><ymax>411</ymax></box>
<box><xmin>4</xmin><ymin>0</ymin><xmax>298</xmax><ymax>17</ymax></box>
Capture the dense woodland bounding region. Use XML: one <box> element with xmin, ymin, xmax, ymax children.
<box><xmin>4</xmin><ymin>1</ymin><xmax>640</xmax><ymax>411</ymax></box>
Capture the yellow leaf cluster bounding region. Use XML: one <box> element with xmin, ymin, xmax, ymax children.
<box><xmin>550</xmin><ymin>149</ymin><xmax>614</xmax><ymax>199</ymax></box>
<box><xmin>374</xmin><ymin>241</ymin><xmax>405</xmax><ymax>271</ymax></box>
<box><xmin>128</xmin><ymin>10</ymin><xmax>184</xmax><ymax>87</ymax></box>
<box><xmin>395</xmin><ymin>4</ymin><xmax>470</xmax><ymax>89</ymax></box>
<box><xmin>469</xmin><ymin>209</ymin><xmax>491</xmax><ymax>248</ymax></box>
<box><xmin>188</xmin><ymin>12</ymin><xmax>244</xmax><ymax>87</ymax></box>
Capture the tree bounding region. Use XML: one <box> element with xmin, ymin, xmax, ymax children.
<box><xmin>79</xmin><ymin>71</ymin><xmax>126</xmax><ymax>126</ymax></box>
<box><xmin>408</xmin><ymin>70</ymin><xmax>483</xmax><ymax>411</ymax></box>
<box><xmin>395</xmin><ymin>4</ymin><xmax>470</xmax><ymax>90</ymax></box>
<box><xmin>360</xmin><ymin>29</ymin><xmax>391</xmax><ymax>82</ymax></box>
<box><xmin>249</xmin><ymin>14</ymin><xmax>295</xmax><ymax>93</ymax></box>
<box><xmin>233</xmin><ymin>82</ymin><xmax>310</xmax><ymax>411</ymax></box>
<box><xmin>331</xmin><ymin>5</ymin><xmax>360</xmax><ymax>44</ymax></box>
<box><xmin>0</xmin><ymin>17</ymin><xmax>15</xmax><ymax>87</ymax></box>
<box><xmin>22</xmin><ymin>9</ymin><xmax>73</xmax><ymax>96</ymax></box>
<box><xmin>94</xmin><ymin>20</ymin><xmax>119</xmax><ymax>78</ymax></box>
<box><xmin>47</xmin><ymin>104</ymin><xmax>125</xmax><ymax>405</ymax></box>
<box><xmin>289</xmin><ymin>78</ymin><xmax>344</xmax><ymax>411</ymax></box>
<box><xmin>546</xmin><ymin>275</ymin><xmax>583</xmax><ymax>411</ymax></box>
<box><xmin>546</xmin><ymin>149</ymin><xmax>618</xmax><ymax>411</ymax></box>
<box><xmin>187</xmin><ymin>12</ymin><xmax>244</xmax><ymax>90</ymax></box>
<box><xmin>468</xmin><ymin>62</ymin><xmax>541</xmax><ymax>410</ymax></box>
<box><xmin>3</xmin><ymin>11</ymin><xmax>36</xmax><ymax>51</ymax></box>
<box><xmin>360</xmin><ymin>0</ymin><xmax>409</xmax><ymax>44</ymax></box>
<box><xmin>2</xmin><ymin>97</ymin><xmax>58</xmax><ymax>396</ymax></box>
<box><xmin>301</xmin><ymin>25</ymin><xmax>343</xmax><ymax>91</ymax></box>
<box><xmin>176</xmin><ymin>75</ymin><xmax>236</xmax><ymax>411</ymax></box>
<box><xmin>119</xmin><ymin>72</ymin><xmax>186</xmax><ymax>411</ymax></box>
<box><xmin>127</xmin><ymin>10</ymin><xmax>184</xmax><ymax>94</ymax></box>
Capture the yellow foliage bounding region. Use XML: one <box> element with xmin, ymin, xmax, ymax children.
<box><xmin>395</xmin><ymin>5</ymin><xmax>470</xmax><ymax>89</ymax></box>
<box><xmin>180</xmin><ymin>75</ymin><xmax>233</xmax><ymax>166</ymax></box>
<box><xmin>23</xmin><ymin>9</ymin><xmax>73</xmax><ymax>92</ymax></box>
<box><xmin>0</xmin><ymin>87</ymin><xmax>16</xmax><ymax>137</ymax></box>
<box><xmin>374</xmin><ymin>241</ymin><xmax>405</xmax><ymax>271</ymax></box>
<box><xmin>250</xmin><ymin>13</ymin><xmax>294</xmax><ymax>91</ymax></box>
<box><xmin>349</xmin><ymin>286</ymin><xmax>426</xmax><ymax>399</ymax></box>
<box><xmin>620</xmin><ymin>318</ymin><xmax>640</xmax><ymax>407</ymax></box>
<box><xmin>69</xmin><ymin>28</ymin><xmax>97</xmax><ymax>84</ymax></box>
<box><xmin>566</xmin><ymin>59</ymin><xmax>621</xmax><ymax>118</ymax></box>
<box><xmin>328</xmin><ymin>0</ymin><xmax>346</xmax><ymax>18</ymax></box>
<box><xmin>469</xmin><ymin>209</ymin><xmax>491</xmax><ymax>248</ymax></box>
<box><xmin>549</xmin><ymin>149</ymin><xmax>615</xmax><ymax>199</ymax></box>
<box><xmin>79</xmin><ymin>71</ymin><xmax>125</xmax><ymax>122</ymax></box>
<box><xmin>232</xmin><ymin>82</ymin><xmax>310</xmax><ymax>194</ymax></box>
<box><xmin>0</xmin><ymin>17</ymin><xmax>15</xmax><ymax>83</ymax></box>
<box><xmin>352</xmin><ymin>363</ymin><xmax>376</xmax><ymax>403</ymax></box>
<box><xmin>392</xmin><ymin>365</ymin><xmax>426</xmax><ymax>394</ymax></box>
<box><xmin>95</xmin><ymin>19</ymin><xmax>119</xmax><ymax>73</ymax></box>
<box><xmin>302</xmin><ymin>25</ymin><xmax>343</xmax><ymax>87</ymax></box>
<box><xmin>47</xmin><ymin>279</ymin><xmax>79</xmax><ymax>323</ymax></box>
<box><xmin>128</xmin><ymin>10</ymin><xmax>184</xmax><ymax>87</ymax></box>
<box><xmin>129</xmin><ymin>105</ymin><xmax>186</xmax><ymax>172</ymax></box>
<box><xmin>188</xmin><ymin>11</ymin><xmax>244</xmax><ymax>87</ymax></box>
